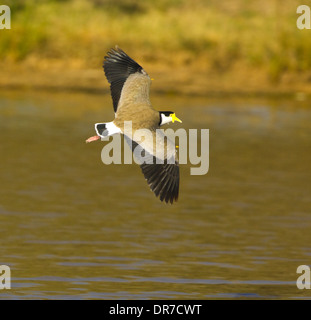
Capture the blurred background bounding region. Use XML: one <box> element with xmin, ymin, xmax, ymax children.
<box><xmin>1</xmin><ymin>0</ymin><xmax>311</xmax><ymax>94</ymax></box>
<box><xmin>1</xmin><ymin>0</ymin><xmax>311</xmax><ymax>300</ymax></box>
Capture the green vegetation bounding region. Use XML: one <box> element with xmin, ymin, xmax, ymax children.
<box><xmin>1</xmin><ymin>0</ymin><xmax>310</xmax><ymax>91</ymax></box>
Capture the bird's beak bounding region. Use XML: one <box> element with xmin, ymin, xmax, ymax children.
<box><xmin>171</xmin><ymin>113</ymin><xmax>182</xmax><ymax>123</ymax></box>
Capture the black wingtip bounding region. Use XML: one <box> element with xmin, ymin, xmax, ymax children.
<box><xmin>141</xmin><ymin>162</ymin><xmax>180</xmax><ymax>204</ymax></box>
<box><xmin>104</xmin><ymin>46</ymin><xmax>127</xmax><ymax>59</ymax></box>
<box><xmin>103</xmin><ymin>46</ymin><xmax>144</xmax><ymax>76</ymax></box>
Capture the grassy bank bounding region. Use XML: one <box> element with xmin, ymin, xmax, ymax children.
<box><xmin>1</xmin><ymin>0</ymin><xmax>311</xmax><ymax>94</ymax></box>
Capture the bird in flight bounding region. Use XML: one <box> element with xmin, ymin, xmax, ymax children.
<box><xmin>86</xmin><ymin>47</ymin><xmax>182</xmax><ymax>204</ymax></box>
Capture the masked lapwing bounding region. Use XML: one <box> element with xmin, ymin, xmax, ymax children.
<box><xmin>86</xmin><ymin>47</ymin><xmax>182</xmax><ymax>204</ymax></box>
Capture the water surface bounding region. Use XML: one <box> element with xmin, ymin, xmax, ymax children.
<box><xmin>0</xmin><ymin>90</ymin><xmax>310</xmax><ymax>299</ymax></box>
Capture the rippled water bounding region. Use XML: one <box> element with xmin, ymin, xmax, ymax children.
<box><xmin>0</xmin><ymin>89</ymin><xmax>311</xmax><ymax>299</ymax></box>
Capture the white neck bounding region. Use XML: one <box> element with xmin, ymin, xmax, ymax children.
<box><xmin>160</xmin><ymin>113</ymin><xmax>172</xmax><ymax>125</ymax></box>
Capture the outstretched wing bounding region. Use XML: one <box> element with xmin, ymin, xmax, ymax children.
<box><xmin>103</xmin><ymin>46</ymin><xmax>148</xmax><ymax>112</ymax></box>
<box><xmin>124</xmin><ymin>132</ymin><xmax>179</xmax><ymax>204</ymax></box>
<box><xmin>140</xmin><ymin>159</ymin><xmax>179</xmax><ymax>204</ymax></box>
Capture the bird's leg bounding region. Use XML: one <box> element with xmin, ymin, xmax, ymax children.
<box><xmin>86</xmin><ymin>135</ymin><xmax>101</xmax><ymax>143</ymax></box>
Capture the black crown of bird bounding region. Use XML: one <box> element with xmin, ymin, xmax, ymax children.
<box><xmin>86</xmin><ymin>46</ymin><xmax>182</xmax><ymax>204</ymax></box>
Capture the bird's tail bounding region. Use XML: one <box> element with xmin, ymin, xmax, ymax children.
<box><xmin>95</xmin><ymin>122</ymin><xmax>122</xmax><ymax>138</ymax></box>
